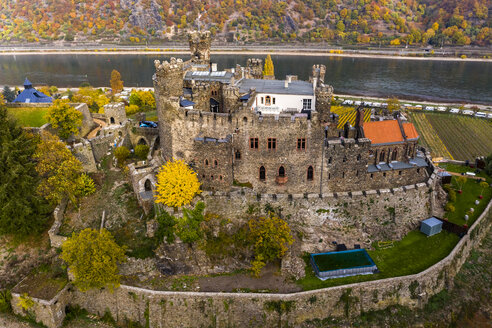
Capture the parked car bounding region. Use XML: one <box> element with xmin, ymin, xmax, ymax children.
<box><xmin>437</xmin><ymin>106</ymin><xmax>447</xmax><ymax>112</ymax></box>
<box><xmin>424</xmin><ymin>106</ymin><xmax>435</xmax><ymax>111</ymax></box>
<box><xmin>474</xmin><ymin>112</ymin><xmax>487</xmax><ymax>118</ymax></box>
<box><xmin>463</xmin><ymin>110</ymin><xmax>474</xmax><ymax>116</ymax></box>
<box><xmin>486</xmin><ymin>113</ymin><xmax>492</xmax><ymax>119</ymax></box>
<box><xmin>415</xmin><ymin>105</ymin><xmax>422</xmax><ymax>109</ymax></box>
<box><xmin>449</xmin><ymin>108</ymin><xmax>460</xmax><ymax>114</ymax></box>
<box><xmin>372</xmin><ymin>102</ymin><xmax>381</xmax><ymax>108</ymax></box>
<box><xmin>139</xmin><ymin>121</ymin><xmax>158</xmax><ymax>128</ymax></box>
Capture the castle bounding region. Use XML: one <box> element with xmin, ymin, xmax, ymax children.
<box><xmin>153</xmin><ymin>31</ymin><xmax>428</xmax><ymax>195</ymax></box>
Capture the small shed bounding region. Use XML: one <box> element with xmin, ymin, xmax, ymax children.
<box><xmin>437</xmin><ymin>171</ymin><xmax>452</xmax><ymax>185</ymax></box>
<box><xmin>420</xmin><ymin>217</ymin><xmax>443</xmax><ymax>236</ymax></box>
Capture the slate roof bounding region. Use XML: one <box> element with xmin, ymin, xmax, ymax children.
<box><xmin>237</xmin><ymin>79</ymin><xmax>314</xmax><ymax>95</ymax></box>
<box><xmin>362</xmin><ymin>120</ymin><xmax>419</xmax><ymax>145</ymax></box>
<box><xmin>180</xmin><ymin>98</ymin><xmax>195</xmax><ymax>107</ymax></box>
<box><xmin>367</xmin><ymin>156</ymin><xmax>428</xmax><ymax>173</ymax></box>
<box><xmin>184</xmin><ymin>71</ymin><xmax>234</xmax><ymax>83</ymax></box>
<box><xmin>13</xmin><ymin>79</ymin><xmax>52</xmax><ymax>103</ymax></box>
<box><xmin>422</xmin><ymin>217</ymin><xmax>442</xmax><ymax>227</ymax></box>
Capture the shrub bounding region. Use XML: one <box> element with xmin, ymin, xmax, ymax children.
<box><xmin>176</xmin><ymin>202</ymin><xmax>205</xmax><ymax>244</ymax></box>
<box><xmin>75</xmin><ymin>173</ymin><xmax>96</xmax><ymax>197</ymax></box>
<box><xmin>114</xmin><ymin>146</ymin><xmax>130</xmax><ymax>167</ymax></box>
<box><xmin>448</xmin><ymin>189</ymin><xmax>457</xmax><ymax>202</ymax></box>
<box><xmin>155</xmin><ymin>210</ymin><xmax>176</xmax><ymax>243</ymax></box>
<box><xmin>445</xmin><ymin>203</ymin><xmax>455</xmax><ymax>213</ymax></box>
<box><xmin>125</xmin><ymin>104</ymin><xmax>140</xmax><ymax>115</ymax></box>
<box><xmin>0</xmin><ymin>290</ymin><xmax>12</xmax><ymax>313</ymax></box>
<box><xmin>135</xmin><ymin>144</ymin><xmax>150</xmax><ymax>160</ymax></box>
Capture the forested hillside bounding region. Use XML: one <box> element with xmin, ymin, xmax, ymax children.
<box><xmin>0</xmin><ymin>0</ymin><xmax>490</xmax><ymax>46</ymax></box>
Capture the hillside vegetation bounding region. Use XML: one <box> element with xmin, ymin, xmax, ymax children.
<box><xmin>0</xmin><ymin>0</ymin><xmax>490</xmax><ymax>46</ymax></box>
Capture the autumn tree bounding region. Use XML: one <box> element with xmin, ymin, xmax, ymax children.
<box><xmin>114</xmin><ymin>146</ymin><xmax>130</xmax><ymax>167</ymax></box>
<box><xmin>135</xmin><ymin>144</ymin><xmax>149</xmax><ymax>160</ymax></box>
<box><xmin>110</xmin><ymin>69</ymin><xmax>124</xmax><ymax>95</ymax></box>
<box><xmin>262</xmin><ymin>54</ymin><xmax>274</xmax><ymax>78</ymax></box>
<box><xmin>45</xmin><ymin>100</ymin><xmax>83</xmax><ymax>139</ymax></box>
<box><xmin>72</xmin><ymin>87</ymin><xmax>109</xmax><ymax>113</ymax></box>
<box><xmin>479</xmin><ymin>181</ymin><xmax>489</xmax><ymax>197</ymax></box>
<box><xmin>155</xmin><ymin>159</ymin><xmax>201</xmax><ymax>208</ymax></box>
<box><xmin>0</xmin><ymin>107</ymin><xmax>50</xmax><ymax>235</ymax></box>
<box><xmin>61</xmin><ymin>228</ymin><xmax>126</xmax><ymax>291</ymax></box>
<box><xmin>248</xmin><ymin>214</ymin><xmax>293</xmax><ymax>276</ymax></box>
<box><xmin>455</xmin><ymin>176</ymin><xmax>467</xmax><ymax>192</ymax></box>
<box><xmin>129</xmin><ymin>90</ymin><xmax>156</xmax><ymax>112</ymax></box>
<box><xmin>387</xmin><ymin>98</ymin><xmax>401</xmax><ymax>113</ymax></box>
<box><xmin>34</xmin><ymin>132</ymin><xmax>84</xmax><ymax>205</ymax></box>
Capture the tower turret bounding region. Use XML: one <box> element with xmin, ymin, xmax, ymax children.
<box><xmin>188</xmin><ymin>31</ymin><xmax>211</xmax><ymax>65</ymax></box>
<box><xmin>315</xmin><ymin>85</ymin><xmax>333</xmax><ymax>123</ymax></box>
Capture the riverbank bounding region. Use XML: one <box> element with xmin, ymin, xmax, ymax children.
<box><xmin>1</xmin><ymin>47</ymin><xmax>492</xmax><ymax>62</ymax></box>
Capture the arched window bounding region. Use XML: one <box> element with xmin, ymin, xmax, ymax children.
<box><xmin>110</xmin><ymin>117</ymin><xmax>115</xmax><ymax>124</ymax></box>
<box><xmin>328</xmin><ymin>157</ymin><xmax>332</xmax><ymax>164</ymax></box>
<box><xmin>235</xmin><ymin>150</ymin><xmax>241</xmax><ymax>160</ymax></box>
<box><xmin>219</xmin><ymin>175</ymin><xmax>223</xmax><ymax>181</ymax></box>
<box><xmin>243</xmin><ymin>117</ymin><xmax>248</xmax><ymax>124</ymax></box>
<box><xmin>307</xmin><ymin>166</ymin><xmax>314</xmax><ymax>181</ymax></box>
<box><xmin>392</xmin><ymin>149</ymin><xmax>398</xmax><ymax>161</ymax></box>
<box><xmin>138</xmin><ymin>138</ymin><xmax>147</xmax><ymax>145</ymax></box>
<box><xmin>278</xmin><ymin>166</ymin><xmax>285</xmax><ymax>177</ymax></box>
<box><xmin>379</xmin><ymin>151</ymin><xmax>385</xmax><ymax>162</ymax></box>
<box><xmin>205</xmin><ymin>159</ymin><xmax>209</xmax><ymax>166</ymax></box>
<box><xmin>214</xmin><ymin>160</ymin><xmax>218</xmax><ymax>167</ymax></box>
<box><xmin>211</xmin><ymin>175</ymin><xmax>214</xmax><ymax>180</ymax></box>
<box><xmin>343</xmin><ymin>156</ymin><xmax>347</xmax><ymax>162</ymax></box>
<box><xmin>259</xmin><ymin>166</ymin><xmax>266</xmax><ymax>181</ymax></box>
<box><xmin>357</xmin><ymin>154</ymin><xmax>361</xmax><ymax>161</ymax></box>
<box><xmin>144</xmin><ymin>179</ymin><xmax>152</xmax><ymax>191</ymax></box>
<box><xmin>265</xmin><ymin>96</ymin><xmax>271</xmax><ymax>106</ymax></box>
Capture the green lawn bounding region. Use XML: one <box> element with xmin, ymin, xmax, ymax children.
<box><xmin>438</xmin><ymin>163</ymin><xmax>492</xmax><ymax>226</ymax></box>
<box><xmin>6</xmin><ymin>107</ymin><xmax>49</xmax><ymax>127</ymax></box>
<box><xmin>443</xmin><ymin>177</ymin><xmax>492</xmax><ymax>226</ymax></box>
<box><xmin>297</xmin><ymin>230</ymin><xmax>459</xmax><ymax>291</ymax></box>
<box><xmin>129</xmin><ymin>110</ymin><xmax>157</xmax><ymax>121</ymax></box>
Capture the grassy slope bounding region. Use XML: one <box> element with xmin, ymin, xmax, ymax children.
<box><xmin>6</xmin><ymin>107</ymin><xmax>48</xmax><ymax>127</ymax></box>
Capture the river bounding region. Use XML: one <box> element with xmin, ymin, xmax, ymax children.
<box><xmin>0</xmin><ymin>54</ymin><xmax>491</xmax><ymax>104</ymax></box>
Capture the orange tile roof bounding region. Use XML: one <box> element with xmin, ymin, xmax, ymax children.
<box><xmin>362</xmin><ymin>120</ymin><xmax>418</xmax><ymax>145</ymax></box>
<box><xmin>403</xmin><ymin>122</ymin><xmax>419</xmax><ymax>140</ymax></box>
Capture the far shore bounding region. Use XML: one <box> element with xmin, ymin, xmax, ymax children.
<box><xmin>1</xmin><ymin>48</ymin><xmax>492</xmax><ymax>62</ymax></box>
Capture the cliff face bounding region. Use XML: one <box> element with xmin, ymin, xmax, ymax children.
<box><xmin>1</xmin><ymin>0</ymin><xmax>490</xmax><ymax>46</ymax></box>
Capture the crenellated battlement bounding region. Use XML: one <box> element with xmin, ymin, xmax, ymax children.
<box><xmin>311</xmin><ymin>64</ymin><xmax>326</xmax><ymax>83</ymax></box>
<box><xmin>316</xmin><ymin>85</ymin><xmax>334</xmax><ymax>100</ymax></box>
<box><xmin>154</xmin><ymin>58</ymin><xmax>184</xmax><ymax>75</ymax></box>
<box><xmin>188</xmin><ymin>31</ymin><xmax>211</xmax><ymax>64</ymax></box>
<box><xmin>327</xmin><ymin>137</ymin><xmax>371</xmax><ymax>149</ymax></box>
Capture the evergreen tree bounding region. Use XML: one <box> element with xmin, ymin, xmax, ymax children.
<box><xmin>262</xmin><ymin>54</ymin><xmax>274</xmax><ymax>77</ymax></box>
<box><xmin>0</xmin><ymin>107</ymin><xmax>49</xmax><ymax>235</ymax></box>
<box><xmin>2</xmin><ymin>86</ymin><xmax>16</xmax><ymax>103</ymax></box>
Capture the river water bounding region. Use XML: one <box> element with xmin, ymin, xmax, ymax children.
<box><xmin>0</xmin><ymin>54</ymin><xmax>491</xmax><ymax>104</ymax></box>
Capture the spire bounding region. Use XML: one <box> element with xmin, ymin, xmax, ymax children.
<box><xmin>23</xmin><ymin>78</ymin><xmax>33</xmax><ymax>89</ymax></box>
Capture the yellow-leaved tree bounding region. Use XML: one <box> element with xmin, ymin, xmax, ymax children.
<box><xmin>263</xmin><ymin>54</ymin><xmax>274</xmax><ymax>77</ymax></box>
<box><xmin>110</xmin><ymin>69</ymin><xmax>124</xmax><ymax>95</ymax></box>
<box><xmin>61</xmin><ymin>228</ymin><xmax>126</xmax><ymax>291</ymax></box>
<box><xmin>45</xmin><ymin>99</ymin><xmax>83</xmax><ymax>139</ymax></box>
<box><xmin>155</xmin><ymin>159</ymin><xmax>201</xmax><ymax>208</ymax></box>
<box><xmin>248</xmin><ymin>214</ymin><xmax>293</xmax><ymax>276</ymax></box>
<box><xmin>34</xmin><ymin>132</ymin><xmax>84</xmax><ymax>205</ymax></box>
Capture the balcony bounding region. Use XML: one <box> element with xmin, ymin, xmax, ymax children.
<box><xmin>276</xmin><ymin>175</ymin><xmax>288</xmax><ymax>184</ymax></box>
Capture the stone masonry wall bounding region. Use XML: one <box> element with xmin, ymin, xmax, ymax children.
<box><xmin>66</xmin><ymin>198</ymin><xmax>491</xmax><ymax>328</ymax></box>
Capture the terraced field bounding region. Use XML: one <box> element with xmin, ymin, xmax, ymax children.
<box><xmin>409</xmin><ymin>112</ymin><xmax>492</xmax><ymax>160</ymax></box>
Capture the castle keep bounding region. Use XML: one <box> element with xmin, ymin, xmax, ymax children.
<box><xmin>154</xmin><ymin>31</ymin><xmax>428</xmax><ymax>194</ymax></box>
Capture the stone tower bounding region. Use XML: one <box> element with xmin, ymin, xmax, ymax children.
<box><xmin>310</xmin><ymin>64</ymin><xmax>326</xmax><ymax>84</ymax></box>
<box><xmin>153</xmin><ymin>58</ymin><xmax>184</xmax><ymax>161</ymax></box>
<box><xmin>188</xmin><ymin>31</ymin><xmax>211</xmax><ymax>65</ymax></box>
<box><xmin>315</xmin><ymin>85</ymin><xmax>333</xmax><ymax>123</ymax></box>
<box><xmin>246</xmin><ymin>58</ymin><xmax>263</xmax><ymax>79</ymax></box>
<box><xmin>223</xmin><ymin>85</ymin><xmax>240</xmax><ymax>112</ymax></box>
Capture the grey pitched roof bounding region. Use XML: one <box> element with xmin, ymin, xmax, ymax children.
<box><xmin>237</xmin><ymin>79</ymin><xmax>314</xmax><ymax>95</ymax></box>
<box><xmin>184</xmin><ymin>71</ymin><xmax>234</xmax><ymax>83</ymax></box>
<box><xmin>367</xmin><ymin>157</ymin><xmax>428</xmax><ymax>173</ymax></box>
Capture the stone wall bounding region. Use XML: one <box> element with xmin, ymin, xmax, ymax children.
<box><xmin>48</xmin><ymin>199</ymin><xmax>68</xmax><ymax>248</ymax></box>
<box><xmin>31</xmin><ymin>197</ymin><xmax>491</xmax><ymax>328</ymax></box>
<box><xmin>11</xmin><ymin>284</ymin><xmax>71</xmax><ymax>328</ymax></box>
<box><xmin>73</xmin><ymin>103</ymin><xmax>96</xmax><ymax>138</ymax></box>
<box><xmin>69</xmin><ymin>139</ymin><xmax>97</xmax><ymax>172</ymax></box>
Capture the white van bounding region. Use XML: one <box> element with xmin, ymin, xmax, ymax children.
<box><xmin>463</xmin><ymin>110</ymin><xmax>474</xmax><ymax>115</ymax></box>
<box><xmin>449</xmin><ymin>108</ymin><xmax>460</xmax><ymax>114</ymax></box>
<box><xmin>437</xmin><ymin>106</ymin><xmax>447</xmax><ymax>112</ymax></box>
<box><xmin>424</xmin><ymin>106</ymin><xmax>435</xmax><ymax>111</ymax></box>
<box><xmin>475</xmin><ymin>112</ymin><xmax>487</xmax><ymax>118</ymax></box>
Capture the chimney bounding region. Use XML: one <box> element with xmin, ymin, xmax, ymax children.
<box><xmin>313</xmin><ymin>77</ymin><xmax>318</xmax><ymax>92</ymax></box>
<box><xmin>284</xmin><ymin>80</ymin><xmax>289</xmax><ymax>88</ymax></box>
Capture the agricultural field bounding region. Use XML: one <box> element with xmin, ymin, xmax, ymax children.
<box><xmin>408</xmin><ymin>112</ymin><xmax>492</xmax><ymax>161</ymax></box>
<box><xmin>6</xmin><ymin>107</ymin><xmax>48</xmax><ymax>127</ymax></box>
<box><xmin>331</xmin><ymin>106</ymin><xmax>371</xmax><ymax>129</ymax></box>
